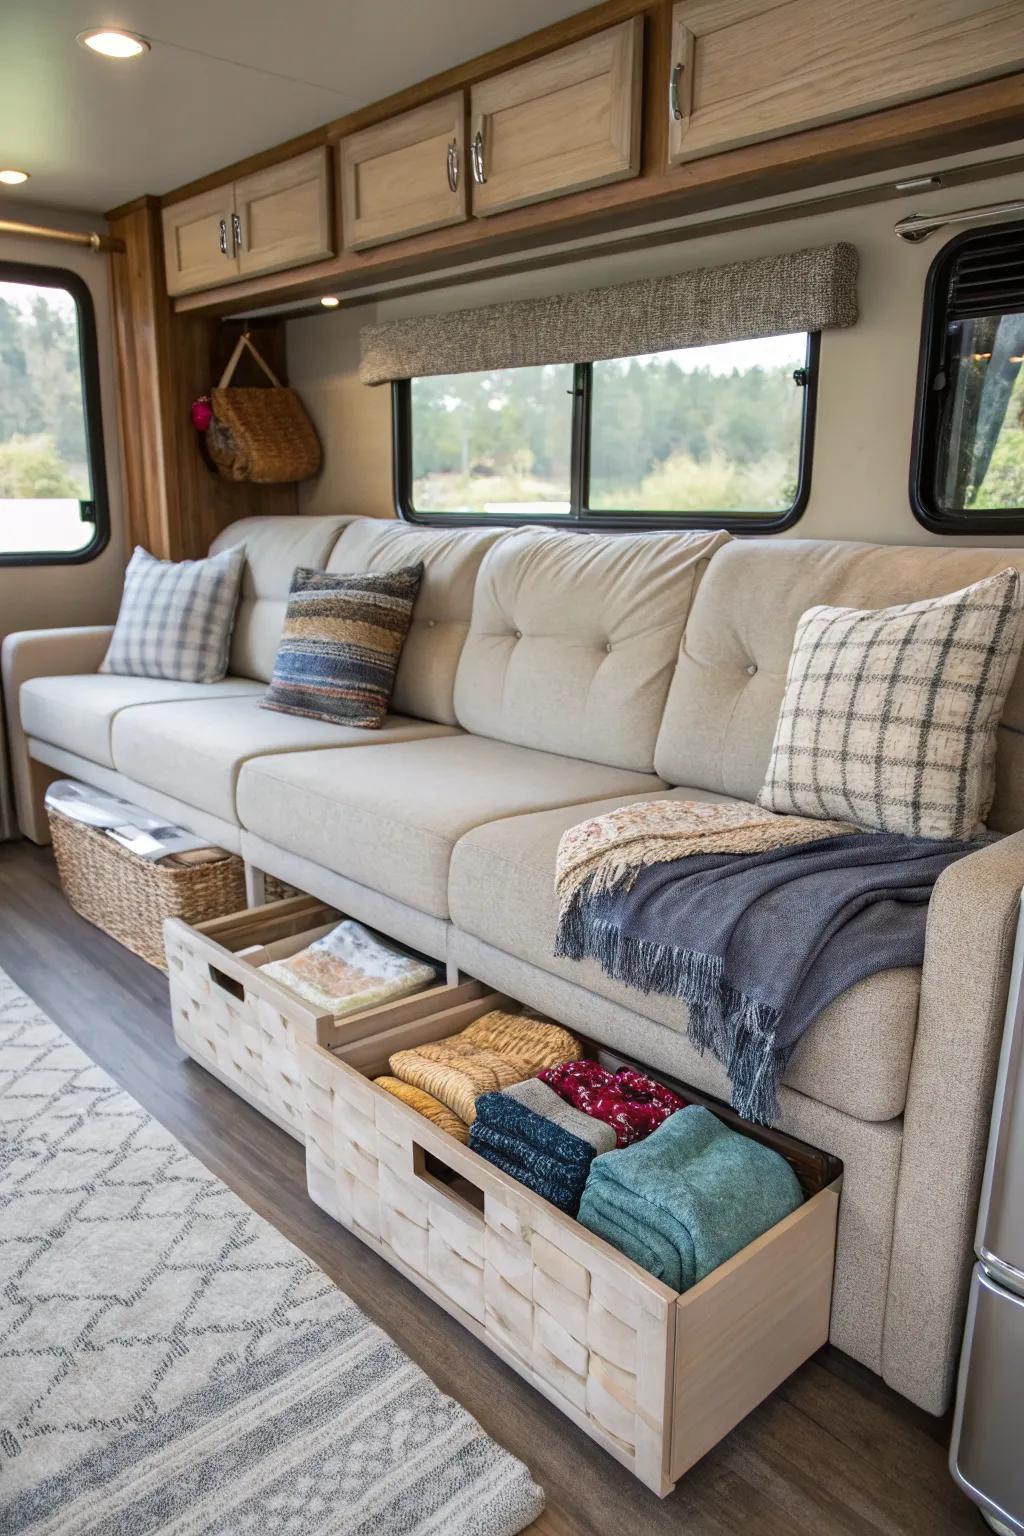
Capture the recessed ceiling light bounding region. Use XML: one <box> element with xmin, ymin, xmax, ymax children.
<box><xmin>0</xmin><ymin>169</ymin><xmax>30</xmax><ymax>185</ymax></box>
<box><xmin>77</xmin><ymin>28</ymin><xmax>150</xmax><ymax>58</ymax></box>
<box><xmin>320</xmin><ymin>296</ymin><xmax>340</xmax><ymax>309</ymax></box>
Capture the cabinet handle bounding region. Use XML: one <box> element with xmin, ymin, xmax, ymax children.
<box><xmin>446</xmin><ymin>138</ymin><xmax>460</xmax><ymax>193</ymax></box>
<box><xmin>471</xmin><ymin>130</ymin><xmax>486</xmax><ymax>185</ymax></box>
<box><xmin>231</xmin><ymin>212</ymin><xmax>244</xmax><ymax>253</ymax></box>
<box><xmin>669</xmin><ymin>61</ymin><xmax>685</xmax><ymax>122</ymax></box>
<box><xmin>218</xmin><ymin>217</ymin><xmax>229</xmax><ymax>256</ymax></box>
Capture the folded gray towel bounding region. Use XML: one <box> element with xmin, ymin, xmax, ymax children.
<box><xmin>504</xmin><ymin>1077</ymin><xmax>616</xmax><ymax>1155</ymax></box>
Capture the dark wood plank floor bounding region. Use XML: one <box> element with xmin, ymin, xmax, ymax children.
<box><xmin>0</xmin><ymin>841</ymin><xmax>981</xmax><ymax>1536</ymax></box>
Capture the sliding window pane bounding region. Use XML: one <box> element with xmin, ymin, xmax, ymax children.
<box><xmin>587</xmin><ymin>334</ymin><xmax>809</xmax><ymax>517</ymax></box>
<box><xmin>410</xmin><ymin>365</ymin><xmax>573</xmax><ymax>517</ymax></box>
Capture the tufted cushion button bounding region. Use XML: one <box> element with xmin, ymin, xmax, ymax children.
<box><xmin>427</xmin><ymin>618</ymin><xmax>437</xmax><ymax>628</ymax></box>
<box><xmin>605</xmin><ymin>642</ymin><xmax>613</xmax><ymax>653</ymax></box>
<box><xmin>514</xmin><ymin>629</ymin><xmax>522</xmax><ymax>640</ymax></box>
<box><xmin>746</xmin><ymin>662</ymin><xmax>758</xmax><ymax>676</ymax></box>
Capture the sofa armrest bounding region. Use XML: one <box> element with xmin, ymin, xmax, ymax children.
<box><xmin>1</xmin><ymin>626</ymin><xmax>114</xmax><ymax>841</ymax></box>
<box><xmin>882</xmin><ymin>829</ymin><xmax>1024</xmax><ymax>1412</ymax></box>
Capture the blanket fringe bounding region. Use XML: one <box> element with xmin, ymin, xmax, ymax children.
<box><xmin>556</xmin><ymin>889</ymin><xmax>784</xmax><ymax>1124</ymax></box>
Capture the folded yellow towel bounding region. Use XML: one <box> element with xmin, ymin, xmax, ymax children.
<box><xmin>461</xmin><ymin>1011</ymin><xmax>582</xmax><ymax>1072</ymax></box>
<box><xmin>388</xmin><ymin>1012</ymin><xmax>582</xmax><ymax>1125</ymax></box>
<box><xmin>387</xmin><ymin>1041</ymin><xmax>526</xmax><ymax>1125</ymax></box>
<box><xmin>374</xmin><ymin>1076</ymin><xmax>469</xmax><ymax>1143</ymax></box>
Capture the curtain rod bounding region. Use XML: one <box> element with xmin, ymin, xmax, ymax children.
<box><xmin>0</xmin><ymin>218</ymin><xmax>125</xmax><ymax>253</ymax></box>
<box><xmin>894</xmin><ymin>197</ymin><xmax>1024</xmax><ymax>242</ymax></box>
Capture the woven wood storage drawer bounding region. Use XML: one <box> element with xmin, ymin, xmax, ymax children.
<box><xmin>166</xmin><ymin>894</ymin><xmax>477</xmax><ymax>1143</ymax></box>
<box><xmin>299</xmin><ymin>995</ymin><xmax>841</xmax><ymax>1496</ymax></box>
<box><xmin>48</xmin><ymin>805</ymin><xmax>290</xmax><ymax>971</ymax></box>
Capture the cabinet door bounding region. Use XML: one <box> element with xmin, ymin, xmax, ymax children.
<box><xmin>233</xmin><ymin>147</ymin><xmax>334</xmax><ymax>279</ymax></box>
<box><xmin>340</xmin><ymin>94</ymin><xmax>467</xmax><ymax>252</ymax></box>
<box><xmin>469</xmin><ymin>18</ymin><xmax>642</xmax><ymax>219</ymax></box>
<box><xmin>668</xmin><ymin>0</ymin><xmax>1024</xmax><ymax>166</ymax></box>
<box><xmin>161</xmin><ymin>186</ymin><xmax>237</xmax><ymax>297</ymax></box>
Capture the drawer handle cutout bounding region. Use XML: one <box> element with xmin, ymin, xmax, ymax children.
<box><xmin>209</xmin><ymin>963</ymin><xmax>245</xmax><ymax>1002</ymax></box>
<box><xmin>412</xmin><ymin>1142</ymin><xmax>485</xmax><ymax>1224</ymax></box>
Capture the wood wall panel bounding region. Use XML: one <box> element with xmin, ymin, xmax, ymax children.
<box><xmin>107</xmin><ymin>200</ymin><xmax>297</xmax><ymax>562</ymax></box>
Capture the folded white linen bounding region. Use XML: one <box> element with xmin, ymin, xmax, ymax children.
<box><xmin>261</xmin><ymin>919</ymin><xmax>436</xmax><ymax>1018</ymax></box>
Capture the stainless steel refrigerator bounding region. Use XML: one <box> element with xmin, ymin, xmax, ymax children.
<box><xmin>950</xmin><ymin>906</ymin><xmax>1024</xmax><ymax>1536</ymax></box>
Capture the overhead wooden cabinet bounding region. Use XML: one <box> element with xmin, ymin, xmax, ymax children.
<box><xmin>668</xmin><ymin>0</ymin><xmax>1024</xmax><ymax>165</ymax></box>
<box><xmin>340</xmin><ymin>94</ymin><xmax>467</xmax><ymax>251</ymax></box>
<box><xmin>161</xmin><ymin>147</ymin><xmax>334</xmax><ymax>296</ymax></box>
<box><xmin>162</xmin><ymin>186</ymin><xmax>236</xmax><ymax>297</ymax></box>
<box><xmin>469</xmin><ymin>18</ymin><xmax>643</xmax><ymax>219</ymax></box>
<box><xmin>234</xmin><ymin>148</ymin><xmax>334</xmax><ymax>278</ymax></box>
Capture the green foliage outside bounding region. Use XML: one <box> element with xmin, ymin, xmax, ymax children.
<box><xmin>0</xmin><ymin>286</ymin><xmax>89</xmax><ymax>499</ymax></box>
<box><xmin>411</xmin><ymin>350</ymin><xmax>805</xmax><ymax>515</ymax></box>
<box><xmin>967</xmin><ymin>364</ymin><xmax>1024</xmax><ymax>510</ymax></box>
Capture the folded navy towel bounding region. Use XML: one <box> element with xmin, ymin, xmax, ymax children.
<box><xmin>470</xmin><ymin>1093</ymin><xmax>598</xmax><ymax>1214</ymax></box>
<box><xmin>469</xmin><ymin>1122</ymin><xmax>587</xmax><ymax>1214</ymax></box>
<box><xmin>501</xmin><ymin>1077</ymin><xmax>617</xmax><ymax>1155</ymax></box>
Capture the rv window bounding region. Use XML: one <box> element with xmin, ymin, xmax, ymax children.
<box><xmin>585</xmin><ymin>333</ymin><xmax>814</xmax><ymax>524</ymax></box>
<box><xmin>912</xmin><ymin>220</ymin><xmax>1024</xmax><ymax>533</ymax></box>
<box><xmin>395</xmin><ymin>334</ymin><xmax>816</xmax><ymax>530</ymax></box>
<box><xmin>0</xmin><ymin>263</ymin><xmax>108</xmax><ymax>565</ymax></box>
<box><xmin>406</xmin><ymin>365</ymin><xmax>574</xmax><ymax>519</ymax></box>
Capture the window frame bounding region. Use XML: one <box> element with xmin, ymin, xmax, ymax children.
<box><xmin>0</xmin><ymin>260</ymin><xmax>110</xmax><ymax>567</ymax></box>
<box><xmin>392</xmin><ymin>332</ymin><xmax>819</xmax><ymax>533</ymax></box>
<box><xmin>910</xmin><ymin>219</ymin><xmax>1024</xmax><ymax>536</ymax></box>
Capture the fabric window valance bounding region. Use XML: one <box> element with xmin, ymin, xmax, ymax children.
<box><xmin>359</xmin><ymin>242</ymin><xmax>858</xmax><ymax>385</ymax></box>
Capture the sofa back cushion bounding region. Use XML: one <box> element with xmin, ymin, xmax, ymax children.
<box><xmin>327</xmin><ymin>520</ymin><xmax>506</xmax><ymax>724</ymax></box>
<box><xmin>656</xmin><ymin>538</ymin><xmax>1024</xmax><ymax>832</ymax></box>
<box><xmin>454</xmin><ymin>527</ymin><xmax>730</xmax><ymax>772</ymax></box>
<box><xmin>211</xmin><ymin>516</ymin><xmax>353</xmax><ymax>681</ymax></box>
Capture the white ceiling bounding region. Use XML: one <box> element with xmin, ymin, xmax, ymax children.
<box><xmin>0</xmin><ymin>0</ymin><xmax>585</xmax><ymax>214</ymax></box>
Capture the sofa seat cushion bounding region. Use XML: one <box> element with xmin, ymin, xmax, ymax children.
<box><xmin>112</xmin><ymin>695</ymin><xmax>461</xmax><ymax>825</ymax></box>
<box><xmin>20</xmin><ymin>674</ymin><xmax>264</xmax><ymax>770</ymax></box>
<box><xmin>236</xmin><ymin>735</ymin><xmax>665</xmax><ymax>920</ymax></box>
<box><xmin>448</xmin><ymin>789</ymin><xmax>921</xmax><ymax>1123</ymax></box>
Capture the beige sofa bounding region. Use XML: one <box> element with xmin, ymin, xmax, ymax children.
<box><xmin>5</xmin><ymin>512</ymin><xmax>1024</xmax><ymax>1422</ymax></box>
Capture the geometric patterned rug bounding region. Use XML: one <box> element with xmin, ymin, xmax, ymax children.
<box><xmin>0</xmin><ymin>968</ymin><xmax>544</xmax><ymax>1535</ymax></box>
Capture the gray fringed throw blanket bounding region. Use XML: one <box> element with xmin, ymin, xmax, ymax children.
<box><xmin>554</xmin><ymin>801</ymin><xmax>981</xmax><ymax>1124</ymax></box>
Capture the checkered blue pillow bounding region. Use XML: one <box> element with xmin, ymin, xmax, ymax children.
<box><xmin>100</xmin><ymin>545</ymin><xmax>246</xmax><ymax>683</ymax></box>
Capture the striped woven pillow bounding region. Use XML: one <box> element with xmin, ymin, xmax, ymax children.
<box><xmin>262</xmin><ymin>562</ymin><xmax>424</xmax><ymax>728</ymax></box>
<box><xmin>757</xmin><ymin>568</ymin><xmax>1024</xmax><ymax>840</ymax></box>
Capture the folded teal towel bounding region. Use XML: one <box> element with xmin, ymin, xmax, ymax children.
<box><xmin>577</xmin><ymin>1105</ymin><xmax>803</xmax><ymax>1291</ymax></box>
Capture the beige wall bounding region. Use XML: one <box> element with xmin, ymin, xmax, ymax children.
<box><xmin>288</xmin><ymin>161</ymin><xmax>1024</xmax><ymax>549</ymax></box>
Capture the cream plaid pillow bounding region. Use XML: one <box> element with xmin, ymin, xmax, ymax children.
<box><xmin>757</xmin><ymin>569</ymin><xmax>1024</xmax><ymax>840</ymax></box>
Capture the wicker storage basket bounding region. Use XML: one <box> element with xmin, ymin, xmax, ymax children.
<box><xmin>207</xmin><ymin>332</ymin><xmax>320</xmax><ymax>484</ymax></box>
<box><xmin>48</xmin><ymin>806</ymin><xmax>288</xmax><ymax>970</ymax></box>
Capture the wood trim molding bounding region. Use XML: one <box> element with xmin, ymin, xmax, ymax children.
<box><xmin>107</xmin><ymin>204</ymin><xmax>298</xmax><ymax>560</ymax></box>
<box><xmin>172</xmin><ymin>68</ymin><xmax>1024</xmax><ymax>318</ymax></box>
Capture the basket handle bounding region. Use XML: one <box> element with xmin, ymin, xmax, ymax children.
<box><xmin>217</xmin><ymin>330</ymin><xmax>282</xmax><ymax>390</ymax></box>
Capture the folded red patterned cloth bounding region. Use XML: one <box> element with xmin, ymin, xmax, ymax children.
<box><xmin>538</xmin><ymin>1060</ymin><xmax>687</xmax><ymax>1148</ymax></box>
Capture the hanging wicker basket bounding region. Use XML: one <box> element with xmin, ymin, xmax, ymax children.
<box><xmin>206</xmin><ymin>332</ymin><xmax>321</xmax><ymax>484</ymax></box>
